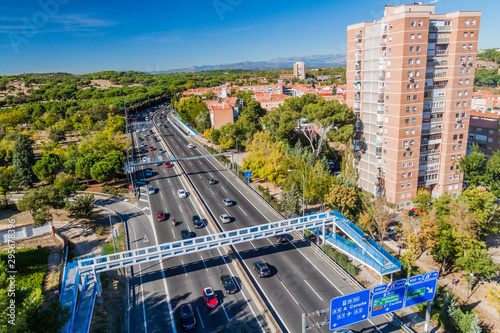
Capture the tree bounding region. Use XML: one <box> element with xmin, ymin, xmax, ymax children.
<box><xmin>431</xmin><ymin>221</ymin><xmax>458</xmax><ymax>274</ymax></box>
<box><xmin>48</xmin><ymin>127</ymin><xmax>66</xmax><ymax>143</ymax></box>
<box><xmin>412</xmin><ymin>188</ymin><xmax>432</xmax><ymax>212</ymax></box>
<box><xmin>459</xmin><ymin>187</ymin><xmax>500</xmax><ymax>236</ymax></box>
<box><xmin>104</xmin><ymin>151</ymin><xmax>126</xmax><ymax>180</ymax></box>
<box><xmin>33</xmin><ymin>153</ymin><xmax>63</xmax><ymax>184</ymax></box>
<box><xmin>67</xmin><ymin>193</ymin><xmax>95</xmax><ymax>219</ymax></box>
<box><xmin>399</xmin><ymin>214</ymin><xmax>422</xmax><ymax>278</ymax></box>
<box><xmin>325</xmin><ymin>184</ymin><xmax>360</xmax><ymax>220</ymax></box>
<box><xmin>340</xmin><ymin>139</ymin><xmax>357</xmax><ymax>184</ymax></box>
<box><xmin>30</xmin><ymin>300</ymin><xmax>71</xmax><ymax>333</ymax></box>
<box><xmin>12</xmin><ymin>135</ymin><xmax>36</xmax><ymax>187</ymax></box>
<box><xmin>17</xmin><ymin>185</ymin><xmax>64</xmax><ymax>227</ymax></box>
<box><xmin>419</xmin><ymin>211</ymin><xmax>440</xmax><ymax>253</ymax></box>
<box><xmin>211</xmin><ymin>129</ymin><xmax>221</xmax><ymax>145</ymax></box>
<box><xmin>458</xmin><ymin>145</ymin><xmax>487</xmax><ymax>187</ymax></box>
<box><xmin>0</xmin><ymin>167</ymin><xmax>13</xmax><ymax>208</ymax></box>
<box><xmin>280</xmin><ymin>183</ymin><xmax>301</xmax><ymax>218</ymax></box>
<box><xmin>90</xmin><ymin>160</ymin><xmax>115</xmax><ymax>184</ymax></box>
<box><xmin>485</xmin><ymin>283</ymin><xmax>500</xmax><ymax>318</ymax></box>
<box><xmin>202</xmin><ymin>90</ymin><xmax>216</xmax><ymax>100</ymax></box>
<box><xmin>363</xmin><ymin>198</ymin><xmax>394</xmax><ymax>245</ymax></box>
<box><xmin>53</xmin><ymin>174</ymin><xmax>80</xmax><ymax>198</ymax></box>
<box><xmin>448</xmin><ymin>200</ymin><xmax>478</xmax><ymax>255</ymax></box>
<box><xmin>75</xmin><ymin>153</ymin><xmax>102</xmax><ymax>185</ymax></box>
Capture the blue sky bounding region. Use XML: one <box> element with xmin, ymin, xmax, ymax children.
<box><xmin>0</xmin><ymin>0</ymin><xmax>497</xmax><ymax>75</ymax></box>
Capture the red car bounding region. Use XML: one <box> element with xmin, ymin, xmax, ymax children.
<box><xmin>149</xmin><ymin>146</ymin><xmax>154</xmax><ymax>151</ymax></box>
<box><xmin>157</xmin><ymin>211</ymin><xmax>165</xmax><ymax>221</ymax></box>
<box><xmin>409</xmin><ymin>208</ymin><xmax>427</xmax><ymax>217</ymax></box>
<box><xmin>202</xmin><ymin>287</ymin><xmax>218</xmax><ymax>309</ymax></box>
<box><xmin>165</xmin><ymin>162</ymin><xmax>173</xmax><ymax>168</ymax></box>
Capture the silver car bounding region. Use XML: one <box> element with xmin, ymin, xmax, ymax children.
<box><xmin>148</xmin><ymin>185</ymin><xmax>155</xmax><ymax>194</ymax></box>
<box><xmin>219</xmin><ymin>214</ymin><xmax>231</xmax><ymax>223</ymax></box>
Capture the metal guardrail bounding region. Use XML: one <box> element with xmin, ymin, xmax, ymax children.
<box><xmin>75</xmin><ymin>191</ymin><xmax>129</xmax><ymax>202</ymax></box>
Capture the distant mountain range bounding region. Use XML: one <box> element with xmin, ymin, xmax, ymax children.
<box><xmin>158</xmin><ymin>54</ymin><xmax>346</xmax><ymax>73</ymax></box>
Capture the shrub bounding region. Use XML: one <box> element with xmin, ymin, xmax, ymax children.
<box><xmin>322</xmin><ymin>244</ymin><xmax>358</xmax><ymax>276</ymax></box>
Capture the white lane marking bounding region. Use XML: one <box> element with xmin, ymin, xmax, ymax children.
<box><xmin>200</xmin><ymin>255</ymin><xmax>208</xmax><ymax>271</ymax></box>
<box><xmin>280</xmin><ymin>281</ymin><xmax>299</xmax><ymax>305</ymax></box>
<box><xmin>198</xmin><ymin>160</ymin><xmax>203</xmax><ymax>165</ymax></box>
<box><xmin>220</xmin><ymin>186</ymin><xmax>227</xmax><ymax>193</ymax></box>
<box><xmin>187</xmin><ymin>226</ymin><xmax>192</xmax><ymax>233</ymax></box>
<box><xmin>304</xmin><ymin>279</ymin><xmax>323</xmax><ymax>301</ymax></box>
<box><xmin>139</xmin><ymin>198</ymin><xmax>149</xmax><ymax>203</ymax></box>
<box><xmin>171</xmin><ymin>229</ymin><xmax>176</xmax><ymax>238</ymax></box>
<box><xmin>249</xmin><ymin>242</ymin><xmax>257</xmax><ymax>250</ymax></box>
<box><xmin>266</xmin><ymin>237</ymin><xmax>276</xmax><ymax>248</ymax></box>
<box><xmin>179</xmin><ymin>206</ymin><xmax>183</xmax><ymax>213</ymax></box>
<box><xmin>141</xmin><ymin>206</ymin><xmax>150</xmax><ymax>211</ymax></box>
<box><xmin>196</xmin><ymin>307</ymin><xmax>204</xmax><ymax>329</ymax></box>
<box><xmin>208</xmin><ymin>187</ymin><xmax>215</xmax><ymax>195</ymax></box>
<box><xmin>221</xmin><ymin>304</ymin><xmax>230</xmax><ymax>321</ymax></box>
<box><xmin>160</xmin><ymin>192</ymin><xmax>164</xmax><ymax>200</ymax></box>
<box><xmin>181</xmin><ymin>260</ymin><xmax>187</xmax><ymax>276</ymax></box>
<box><xmin>189</xmin><ymin>161</ymin><xmax>193</xmax><ymax>166</ymax></box>
<box><xmin>128</xmin><ymin>223</ymin><xmax>148</xmax><ymax>332</ymax></box>
<box><xmin>238</xmin><ymin>207</ymin><xmax>248</xmax><ymax>216</ymax></box>
<box><xmin>168</xmin><ymin>178</ymin><xmax>171</xmax><ymax>183</ymax></box>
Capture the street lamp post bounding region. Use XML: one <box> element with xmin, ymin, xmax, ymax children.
<box><xmin>287</xmin><ymin>169</ymin><xmax>305</xmax><ymax>218</ymax></box>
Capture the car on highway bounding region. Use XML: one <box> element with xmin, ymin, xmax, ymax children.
<box><xmin>274</xmin><ymin>234</ymin><xmax>288</xmax><ymax>244</ymax></box>
<box><xmin>140</xmin><ymin>142</ymin><xmax>145</xmax><ymax>148</ymax></box>
<box><xmin>136</xmin><ymin>129</ymin><xmax>140</xmax><ymax>133</ymax></box>
<box><xmin>144</xmin><ymin>132</ymin><xmax>149</xmax><ymax>137</ymax></box>
<box><xmin>165</xmin><ymin>162</ymin><xmax>173</xmax><ymax>168</ymax></box>
<box><xmin>219</xmin><ymin>214</ymin><xmax>231</xmax><ymax>224</ymax></box>
<box><xmin>159</xmin><ymin>148</ymin><xmax>164</xmax><ymax>153</ymax></box>
<box><xmin>149</xmin><ymin>146</ymin><xmax>154</xmax><ymax>151</ymax></box>
<box><xmin>157</xmin><ymin>211</ymin><xmax>165</xmax><ymax>222</ymax></box>
<box><xmin>139</xmin><ymin>137</ymin><xmax>143</xmax><ymax>141</ymax></box>
<box><xmin>180</xmin><ymin>303</ymin><xmax>196</xmax><ymax>330</ymax></box>
<box><xmin>145</xmin><ymin>169</ymin><xmax>153</xmax><ymax>177</ymax></box>
<box><xmin>177</xmin><ymin>189</ymin><xmax>187</xmax><ymax>198</ymax></box>
<box><xmin>192</xmin><ymin>215</ymin><xmax>205</xmax><ymax>229</ymax></box>
<box><xmin>181</xmin><ymin>229</ymin><xmax>190</xmax><ymax>239</ymax></box>
<box><xmin>253</xmin><ymin>261</ymin><xmax>270</xmax><ymax>278</ymax></box>
<box><xmin>220</xmin><ymin>275</ymin><xmax>237</xmax><ymax>294</ymax></box>
<box><xmin>207</xmin><ymin>178</ymin><xmax>216</xmax><ymax>185</ymax></box>
<box><xmin>148</xmin><ymin>185</ymin><xmax>155</xmax><ymax>195</ymax></box>
<box><xmin>202</xmin><ymin>287</ymin><xmax>218</xmax><ymax>309</ymax></box>
<box><xmin>187</xmin><ymin>143</ymin><xmax>195</xmax><ymax>149</ymax></box>
<box><xmin>222</xmin><ymin>198</ymin><xmax>233</xmax><ymax>206</ymax></box>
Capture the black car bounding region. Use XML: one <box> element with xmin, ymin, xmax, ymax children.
<box><xmin>192</xmin><ymin>215</ymin><xmax>205</xmax><ymax>229</ymax></box>
<box><xmin>253</xmin><ymin>261</ymin><xmax>270</xmax><ymax>278</ymax></box>
<box><xmin>220</xmin><ymin>274</ymin><xmax>237</xmax><ymax>294</ymax></box>
<box><xmin>208</xmin><ymin>178</ymin><xmax>216</xmax><ymax>185</ymax></box>
<box><xmin>274</xmin><ymin>234</ymin><xmax>288</xmax><ymax>244</ymax></box>
<box><xmin>180</xmin><ymin>303</ymin><xmax>196</xmax><ymax>330</ymax></box>
<box><xmin>181</xmin><ymin>229</ymin><xmax>190</xmax><ymax>240</ymax></box>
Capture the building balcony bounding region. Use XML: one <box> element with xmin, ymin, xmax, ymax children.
<box><xmin>430</xmin><ymin>127</ymin><xmax>442</xmax><ymax>134</ymax></box>
<box><xmin>355</xmin><ymin>54</ymin><xmax>362</xmax><ymax>60</ymax></box>
<box><xmin>382</xmin><ymin>28</ymin><xmax>387</xmax><ymax>35</ymax></box>
<box><xmin>429</xmin><ymin>25</ymin><xmax>451</xmax><ymax>31</ymax></box>
<box><xmin>354</xmin><ymin>75</ymin><xmax>361</xmax><ymax>81</ymax></box>
<box><xmin>420</xmin><ymin>149</ymin><xmax>440</xmax><ymax>156</ymax></box>
<box><xmin>375</xmin><ymin>162</ymin><xmax>382</xmax><ymax>168</ymax></box>
<box><xmin>377</xmin><ymin>99</ymin><xmax>385</xmax><ymax>104</ymax></box>
<box><xmin>436</xmin><ymin>50</ymin><xmax>449</xmax><ymax>55</ymax></box>
<box><xmin>355</xmin><ymin>64</ymin><xmax>362</xmax><ymax>70</ymax></box>
<box><xmin>380</xmin><ymin>40</ymin><xmax>387</xmax><ymax>46</ymax></box>
<box><xmin>354</xmin><ymin>95</ymin><xmax>361</xmax><ymax>101</ymax></box>
<box><xmin>418</xmin><ymin>178</ymin><xmax>439</xmax><ymax>187</ymax></box>
<box><xmin>355</xmin><ymin>42</ymin><xmax>362</xmax><ymax>49</ymax></box>
<box><xmin>419</xmin><ymin>158</ymin><xmax>440</xmax><ymax>166</ymax></box>
<box><xmin>376</xmin><ymin>120</ymin><xmax>384</xmax><ymax>126</ymax></box>
<box><xmin>376</xmin><ymin>141</ymin><xmax>382</xmax><ymax>147</ymax></box>
<box><xmin>428</xmin><ymin>38</ymin><xmax>450</xmax><ymax>44</ymax></box>
<box><xmin>377</xmin><ymin>109</ymin><xmax>384</xmax><ymax>114</ymax></box>
<box><xmin>425</xmin><ymin>85</ymin><xmax>447</xmax><ymax>90</ymax></box>
<box><xmin>356</xmin><ymin>33</ymin><xmax>362</xmax><ymax>39</ymax></box>
<box><xmin>378</xmin><ymin>86</ymin><xmax>385</xmax><ymax>93</ymax></box>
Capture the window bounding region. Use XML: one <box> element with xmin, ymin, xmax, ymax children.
<box><xmin>410</xmin><ymin>151</ymin><xmax>414</xmax><ymax>156</ymax></box>
<box><xmin>458</xmin><ymin>91</ymin><xmax>462</xmax><ymax>96</ymax></box>
<box><xmin>408</xmin><ymin>71</ymin><xmax>413</xmax><ymax>77</ymax></box>
<box><xmin>409</xmin><ymin>46</ymin><xmax>414</xmax><ymax>52</ymax></box>
<box><xmin>418</xmin><ymin>21</ymin><xmax>423</xmax><ymax>26</ymax></box>
<box><xmin>411</xmin><ymin>129</ymin><xmax>415</xmax><ymax>134</ymax></box>
<box><xmin>406</xmin><ymin>107</ymin><xmax>410</xmax><ymax>112</ymax></box>
<box><xmin>467</xmin><ymin>56</ymin><xmax>472</xmax><ymax>62</ymax></box>
<box><xmin>383</xmin><ymin>149</ymin><xmax>387</xmax><ymax>154</ymax></box>
<box><xmin>389</xmin><ymin>36</ymin><xmax>393</xmax><ymax>42</ymax></box>
<box><xmin>455</xmin><ymin>174</ymin><xmax>459</xmax><ymax>180</ymax></box>
<box><xmin>466</xmin><ymin>68</ymin><xmax>471</xmax><ymax>73</ymax></box>
<box><xmin>385</xmin><ymin>106</ymin><xmax>389</xmax><ymax>111</ymax></box>
<box><xmin>459</xmin><ymin>134</ymin><xmax>464</xmax><ymax>139</ymax></box>
<box><xmin>469</xmin><ymin>44</ymin><xmax>473</xmax><ymax>50</ymax></box>
<box><xmin>387</xmin><ymin>71</ymin><xmax>391</xmax><ymax>77</ymax></box>
<box><xmin>464</xmin><ymin>90</ymin><xmax>468</xmax><ymax>96</ymax></box>
<box><xmin>384</xmin><ymin>128</ymin><xmax>388</xmax><ymax>133</ymax></box>
<box><xmin>456</xmin><ymin>102</ymin><xmax>461</xmax><ymax>107</ymax></box>
<box><xmin>460</xmin><ymin>68</ymin><xmax>464</xmax><ymax>73</ymax></box>
<box><xmin>409</xmin><ymin>59</ymin><xmax>413</xmax><ymax>65</ymax></box>
<box><xmin>410</xmin><ymin>140</ymin><xmax>414</xmax><ymax>146</ymax></box>
<box><xmin>454</xmin><ymin>124</ymin><xmax>459</xmax><ymax>129</ymax></box>
<box><xmin>404</xmin><ymin>130</ymin><xmax>409</xmax><ymax>135</ymax></box>
<box><xmin>401</xmin><ymin>184</ymin><xmax>406</xmax><ymax>189</ymax></box>
<box><xmin>465</xmin><ymin>19</ymin><xmax>469</xmax><ymax>25</ymax></box>
<box><xmin>416</xmin><ymin>46</ymin><xmax>421</xmax><ymax>52</ymax></box>
<box><xmin>448</xmin><ymin>186</ymin><xmax>453</xmax><ymax>191</ymax></box>
<box><xmin>407</xmin><ymin>183</ymin><xmax>412</xmax><ymax>188</ymax></box>
<box><xmin>417</xmin><ymin>34</ymin><xmax>422</xmax><ymax>39</ymax></box>
<box><xmin>386</xmin><ymin>95</ymin><xmax>389</xmax><ymax>100</ymax></box>
<box><xmin>471</xmin><ymin>19</ymin><xmax>476</xmax><ymax>25</ymax></box>
<box><xmin>403</xmin><ymin>163</ymin><xmax>407</xmax><ymax>168</ymax></box>
<box><xmin>414</xmin><ymin>83</ymin><xmax>419</xmax><ymax>88</ymax></box>
<box><xmin>453</xmin><ymin>145</ymin><xmax>457</xmax><ymax>150</ymax></box>
<box><xmin>390</xmin><ymin>24</ymin><xmax>393</xmax><ymax>29</ymax></box>
<box><xmin>450</xmin><ymin>165</ymin><xmax>454</xmax><ymax>171</ymax></box>
<box><xmin>461</xmin><ymin>112</ymin><xmax>466</xmax><ymax>118</ymax></box>
<box><xmin>463</xmin><ymin>32</ymin><xmax>468</xmax><ymax>37</ymax></box>
<box><xmin>410</xmin><ymin>34</ymin><xmax>415</xmax><ymax>40</ymax></box>
<box><xmin>462</xmin><ymin>44</ymin><xmax>466</xmax><ymax>50</ymax></box>
<box><xmin>406</xmin><ymin>95</ymin><xmax>411</xmax><ymax>101</ymax></box>
<box><xmin>385</xmin><ymin>117</ymin><xmax>389</xmax><ymax>123</ymax></box>
<box><xmin>416</xmin><ymin>59</ymin><xmax>420</xmax><ymax>64</ymax></box>
<box><xmin>411</xmin><ymin>20</ymin><xmax>416</xmax><ymax>26</ymax></box>
<box><xmin>411</xmin><ymin>118</ymin><xmax>416</xmax><ymax>123</ymax></box>
<box><xmin>402</xmin><ymin>173</ymin><xmax>407</xmax><ymax>178</ymax></box>
<box><xmin>454</xmin><ymin>184</ymin><xmax>459</xmax><ymax>189</ymax></box>
<box><xmin>387</xmin><ymin>84</ymin><xmax>390</xmax><ymax>89</ymax></box>
<box><xmin>463</xmin><ymin>101</ymin><xmax>467</xmax><ymax>107</ymax></box>
<box><xmin>401</xmin><ymin>194</ymin><xmax>405</xmax><ymax>199</ymax></box>
<box><xmin>405</xmin><ymin>118</ymin><xmax>410</xmax><ymax>124</ymax></box>
<box><xmin>383</xmin><ymin>160</ymin><xmax>387</xmax><ymax>165</ymax></box>
<box><xmin>461</xmin><ymin>56</ymin><xmax>465</xmax><ymax>62</ymax></box>
<box><xmin>407</xmin><ymin>193</ymin><xmax>411</xmax><ymax>198</ymax></box>
<box><xmin>413</xmin><ymin>106</ymin><xmax>417</xmax><ymax>111</ymax></box>
<box><xmin>453</xmin><ymin>135</ymin><xmax>457</xmax><ymax>140</ymax></box>
<box><xmin>388</xmin><ymin>48</ymin><xmax>392</xmax><ymax>54</ymax></box>
<box><xmin>413</xmin><ymin>95</ymin><xmax>418</xmax><ymax>100</ymax></box>
<box><xmin>415</xmin><ymin>71</ymin><xmax>420</xmax><ymax>77</ymax></box>
<box><xmin>465</xmin><ymin>79</ymin><xmax>469</xmax><ymax>84</ymax></box>
<box><xmin>471</xmin><ymin>32</ymin><xmax>474</xmax><ymax>38</ymax></box>
<box><xmin>407</xmin><ymin>83</ymin><xmax>412</xmax><ymax>89</ymax></box>
<box><xmin>408</xmin><ymin>172</ymin><xmax>413</xmax><ymax>177</ymax></box>
<box><xmin>403</xmin><ymin>152</ymin><xmax>407</xmax><ymax>157</ymax></box>
<box><xmin>449</xmin><ymin>176</ymin><xmax>453</xmax><ymax>181</ymax></box>
<box><xmin>459</xmin><ymin>80</ymin><xmax>463</xmax><ymax>85</ymax></box>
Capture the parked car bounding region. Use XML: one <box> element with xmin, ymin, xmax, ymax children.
<box><xmin>148</xmin><ymin>185</ymin><xmax>155</xmax><ymax>194</ymax></box>
<box><xmin>409</xmin><ymin>208</ymin><xmax>427</xmax><ymax>217</ymax></box>
<box><xmin>177</xmin><ymin>189</ymin><xmax>187</xmax><ymax>198</ymax></box>
<box><xmin>219</xmin><ymin>214</ymin><xmax>231</xmax><ymax>224</ymax></box>
<box><xmin>180</xmin><ymin>303</ymin><xmax>196</xmax><ymax>330</ymax></box>
<box><xmin>253</xmin><ymin>261</ymin><xmax>270</xmax><ymax>278</ymax></box>
<box><xmin>222</xmin><ymin>198</ymin><xmax>233</xmax><ymax>207</ymax></box>
<box><xmin>220</xmin><ymin>275</ymin><xmax>237</xmax><ymax>294</ymax></box>
<box><xmin>386</xmin><ymin>226</ymin><xmax>398</xmax><ymax>236</ymax></box>
<box><xmin>202</xmin><ymin>287</ymin><xmax>218</xmax><ymax>309</ymax></box>
<box><xmin>157</xmin><ymin>211</ymin><xmax>165</xmax><ymax>222</ymax></box>
<box><xmin>208</xmin><ymin>178</ymin><xmax>216</xmax><ymax>185</ymax></box>
<box><xmin>140</xmin><ymin>142</ymin><xmax>145</xmax><ymax>148</ymax></box>
<box><xmin>192</xmin><ymin>215</ymin><xmax>205</xmax><ymax>229</ymax></box>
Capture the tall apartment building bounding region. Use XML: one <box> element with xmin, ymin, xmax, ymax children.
<box><xmin>346</xmin><ymin>4</ymin><xmax>481</xmax><ymax>207</ymax></box>
<box><xmin>293</xmin><ymin>61</ymin><xmax>306</xmax><ymax>80</ymax></box>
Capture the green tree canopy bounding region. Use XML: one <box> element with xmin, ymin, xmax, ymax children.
<box><xmin>75</xmin><ymin>153</ymin><xmax>102</xmax><ymax>184</ymax></box>
<box><xmin>12</xmin><ymin>135</ymin><xmax>36</xmax><ymax>187</ymax></box>
<box><xmin>33</xmin><ymin>153</ymin><xmax>63</xmax><ymax>184</ymax></box>
<box><xmin>90</xmin><ymin>160</ymin><xmax>116</xmax><ymax>184</ymax></box>
<box><xmin>458</xmin><ymin>145</ymin><xmax>487</xmax><ymax>186</ymax></box>
<box><xmin>17</xmin><ymin>185</ymin><xmax>64</xmax><ymax>226</ymax></box>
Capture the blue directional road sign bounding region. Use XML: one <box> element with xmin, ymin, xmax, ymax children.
<box><xmin>370</xmin><ymin>279</ymin><xmax>407</xmax><ymax>318</ymax></box>
<box><xmin>405</xmin><ymin>270</ymin><xmax>439</xmax><ymax>307</ymax></box>
<box><xmin>244</xmin><ymin>171</ymin><xmax>252</xmax><ymax>179</ymax></box>
<box><xmin>330</xmin><ymin>289</ymin><xmax>370</xmax><ymax>331</ymax></box>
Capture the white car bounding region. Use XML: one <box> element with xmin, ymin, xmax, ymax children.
<box><xmin>148</xmin><ymin>185</ymin><xmax>155</xmax><ymax>195</ymax></box>
<box><xmin>136</xmin><ymin>129</ymin><xmax>140</xmax><ymax>133</ymax></box>
<box><xmin>187</xmin><ymin>143</ymin><xmax>195</xmax><ymax>149</ymax></box>
<box><xmin>177</xmin><ymin>189</ymin><xmax>187</xmax><ymax>198</ymax></box>
<box><xmin>219</xmin><ymin>214</ymin><xmax>231</xmax><ymax>223</ymax></box>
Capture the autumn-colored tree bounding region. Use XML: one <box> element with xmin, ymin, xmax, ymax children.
<box><xmin>448</xmin><ymin>200</ymin><xmax>478</xmax><ymax>256</ymax></box>
<box><xmin>325</xmin><ymin>184</ymin><xmax>359</xmax><ymax>220</ymax></box>
<box><xmin>362</xmin><ymin>198</ymin><xmax>394</xmax><ymax>246</ymax></box>
<box><xmin>419</xmin><ymin>211</ymin><xmax>440</xmax><ymax>252</ymax></box>
<box><xmin>485</xmin><ymin>283</ymin><xmax>500</xmax><ymax>317</ymax></box>
<box><xmin>340</xmin><ymin>139</ymin><xmax>357</xmax><ymax>184</ymax></box>
<box><xmin>412</xmin><ymin>188</ymin><xmax>432</xmax><ymax>212</ymax></box>
<box><xmin>399</xmin><ymin>214</ymin><xmax>422</xmax><ymax>278</ymax></box>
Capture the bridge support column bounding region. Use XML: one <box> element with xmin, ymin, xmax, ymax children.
<box><xmin>94</xmin><ymin>270</ymin><xmax>103</xmax><ymax>303</ymax></box>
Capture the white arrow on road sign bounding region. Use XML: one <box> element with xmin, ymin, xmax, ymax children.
<box><xmin>426</xmin><ymin>287</ymin><xmax>434</xmax><ymax>293</ymax></box>
<box><xmin>143</xmin><ymin>235</ymin><xmax>149</xmax><ymax>243</ymax></box>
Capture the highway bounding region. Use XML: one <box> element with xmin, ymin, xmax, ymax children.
<box><xmin>145</xmin><ymin>106</ymin><xmax>401</xmax><ymax>333</ymax></box>
<box><xmin>128</xmin><ymin>113</ymin><xmax>266</xmax><ymax>333</ymax></box>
